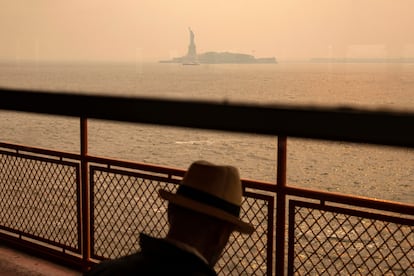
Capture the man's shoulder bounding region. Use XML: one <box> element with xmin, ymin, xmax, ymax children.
<box><xmin>85</xmin><ymin>235</ymin><xmax>217</xmax><ymax>276</ymax></box>
<box><xmin>84</xmin><ymin>251</ymin><xmax>151</xmax><ymax>275</ymax></box>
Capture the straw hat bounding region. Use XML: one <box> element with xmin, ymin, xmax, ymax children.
<box><xmin>159</xmin><ymin>160</ymin><xmax>254</xmax><ymax>234</ymax></box>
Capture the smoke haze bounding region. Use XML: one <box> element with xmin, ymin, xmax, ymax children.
<box><xmin>1</xmin><ymin>0</ymin><xmax>413</xmax><ymax>62</ymax></box>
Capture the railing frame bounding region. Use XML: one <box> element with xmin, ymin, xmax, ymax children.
<box><xmin>276</xmin><ymin>136</ymin><xmax>287</xmax><ymax>275</ymax></box>
<box><xmin>1</xmin><ymin>89</ymin><xmax>413</xmax><ymax>274</ymax></box>
<box><xmin>80</xmin><ymin>117</ymin><xmax>91</xmax><ymax>266</ymax></box>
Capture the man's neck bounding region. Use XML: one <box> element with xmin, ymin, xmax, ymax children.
<box><xmin>164</xmin><ymin>237</ymin><xmax>209</xmax><ymax>265</ymax></box>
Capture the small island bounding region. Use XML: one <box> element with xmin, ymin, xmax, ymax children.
<box><xmin>160</xmin><ymin>28</ymin><xmax>277</xmax><ymax>64</ymax></box>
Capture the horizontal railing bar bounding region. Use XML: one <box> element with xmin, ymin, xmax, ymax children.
<box><xmin>1</xmin><ymin>88</ymin><xmax>414</xmax><ymax>148</ymax></box>
<box><xmin>87</xmin><ymin>155</ymin><xmax>186</xmax><ymax>178</ymax></box>
<box><xmin>0</xmin><ymin>149</ymin><xmax>80</xmax><ymax>168</ymax></box>
<box><xmin>0</xmin><ymin>233</ymin><xmax>86</xmax><ymax>270</ymax></box>
<box><xmin>0</xmin><ymin>142</ymin><xmax>184</xmax><ymax>178</ymax></box>
<box><xmin>90</xmin><ymin>165</ymin><xmax>182</xmax><ymax>185</ymax></box>
<box><xmin>290</xmin><ymin>200</ymin><xmax>414</xmax><ymax>226</ymax></box>
<box><xmin>284</xmin><ymin>185</ymin><xmax>414</xmax><ymax>216</ymax></box>
<box><xmin>0</xmin><ymin>226</ymin><xmax>80</xmax><ymax>253</ymax></box>
<box><xmin>0</xmin><ymin>142</ymin><xmax>81</xmax><ymax>161</ymax></box>
<box><xmin>242</xmin><ymin>178</ymin><xmax>277</xmax><ymax>190</ymax></box>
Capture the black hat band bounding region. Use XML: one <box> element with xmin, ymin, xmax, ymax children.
<box><xmin>176</xmin><ymin>185</ymin><xmax>241</xmax><ymax>217</ymax></box>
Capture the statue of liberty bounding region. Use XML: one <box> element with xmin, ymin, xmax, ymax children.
<box><xmin>189</xmin><ymin>28</ymin><xmax>195</xmax><ymax>46</ymax></box>
<box><xmin>185</xmin><ymin>28</ymin><xmax>198</xmax><ymax>64</ymax></box>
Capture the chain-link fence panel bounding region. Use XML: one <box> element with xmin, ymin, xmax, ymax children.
<box><xmin>218</xmin><ymin>193</ymin><xmax>274</xmax><ymax>275</ymax></box>
<box><xmin>91</xmin><ymin>166</ymin><xmax>177</xmax><ymax>259</ymax></box>
<box><xmin>0</xmin><ymin>150</ymin><xmax>80</xmax><ymax>251</ymax></box>
<box><xmin>289</xmin><ymin>200</ymin><xmax>414</xmax><ymax>275</ymax></box>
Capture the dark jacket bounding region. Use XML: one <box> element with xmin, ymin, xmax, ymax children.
<box><xmin>85</xmin><ymin>234</ymin><xmax>217</xmax><ymax>276</ymax></box>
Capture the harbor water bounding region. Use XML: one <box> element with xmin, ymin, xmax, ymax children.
<box><xmin>0</xmin><ymin>62</ymin><xmax>413</xmax><ymax>203</ymax></box>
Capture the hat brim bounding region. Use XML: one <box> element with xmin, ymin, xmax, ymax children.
<box><xmin>159</xmin><ymin>189</ymin><xmax>254</xmax><ymax>235</ymax></box>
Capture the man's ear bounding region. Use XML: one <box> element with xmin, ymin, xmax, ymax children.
<box><xmin>213</xmin><ymin>223</ymin><xmax>234</xmax><ymax>247</ymax></box>
<box><xmin>167</xmin><ymin>203</ymin><xmax>174</xmax><ymax>224</ymax></box>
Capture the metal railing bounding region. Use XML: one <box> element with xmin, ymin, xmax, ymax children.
<box><xmin>1</xmin><ymin>88</ymin><xmax>413</xmax><ymax>275</ymax></box>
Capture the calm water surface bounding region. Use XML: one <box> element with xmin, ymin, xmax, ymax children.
<box><xmin>0</xmin><ymin>62</ymin><xmax>413</xmax><ymax>203</ymax></box>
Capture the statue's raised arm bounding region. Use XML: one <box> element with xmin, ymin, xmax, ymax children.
<box><xmin>189</xmin><ymin>28</ymin><xmax>195</xmax><ymax>44</ymax></box>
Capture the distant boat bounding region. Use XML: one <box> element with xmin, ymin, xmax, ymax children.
<box><xmin>182</xmin><ymin>62</ymin><xmax>199</xmax><ymax>66</ymax></box>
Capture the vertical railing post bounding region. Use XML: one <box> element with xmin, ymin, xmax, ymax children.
<box><xmin>80</xmin><ymin>117</ymin><xmax>90</xmax><ymax>268</ymax></box>
<box><xmin>276</xmin><ymin>136</ymin><xmax>287</xmax><ymax>275</ymax></box>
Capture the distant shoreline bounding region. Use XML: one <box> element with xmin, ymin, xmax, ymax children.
<box><xmin>310</xmin><ymin>58</ymin><xmax>414</xmax><ymax>63</ymax></box>
<box><xmin>159</xmin><ymin>51</ymin><xmax>277</xmax><ymax>64</ymax></box>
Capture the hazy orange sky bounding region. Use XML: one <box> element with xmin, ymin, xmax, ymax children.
<box><xmin>1</xmin><ymin>0</ymin><xmax>413</xmax><ymax>62</ymax></box>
